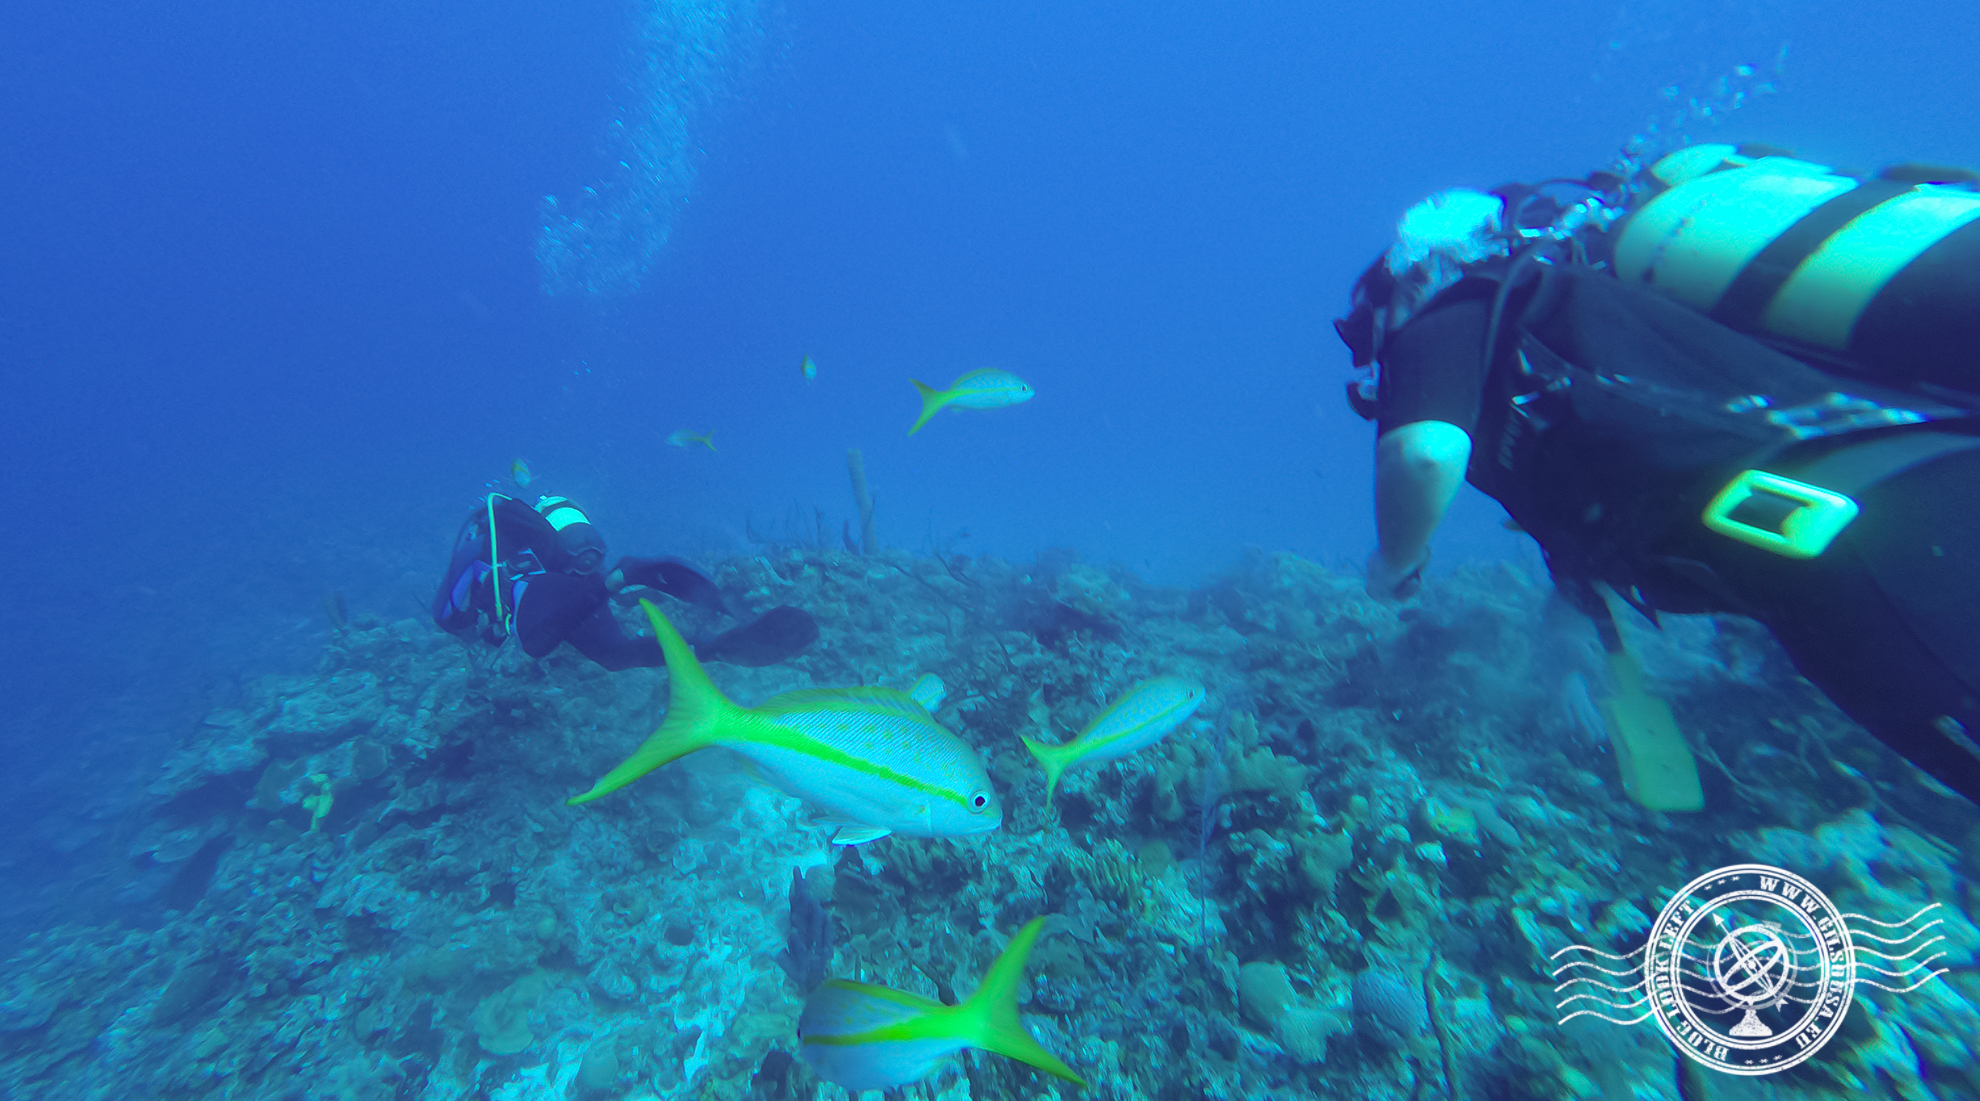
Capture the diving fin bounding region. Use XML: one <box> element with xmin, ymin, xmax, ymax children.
<box><xmin>611</xmin><ymin>555</ymin><xmax>728</xmax><ymax>613</ymax></box>
<box><xmin>694</xmin><ymin>606</ymin><xmax>820</xmax><ymax>667</ymax></box>
<box><xmin>1598</xmin><ymin>648</ymin><xmax>1704</xmax><ymax>812</ymax></box>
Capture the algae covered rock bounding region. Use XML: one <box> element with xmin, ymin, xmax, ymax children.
<box><xmin>0</xmin><ymin>975</ymin><xmax>59</xmax><ymax>1033</ymax></box>
<box><xmin>1238</xmin><ymin>960</ymin><xmax>1297</xmax><ymax>1030</ymax></box>
<box><xmin>150</xmin><ymin>959</ymin><xmax>223</xmax><ymax>1026</ymax></box>
<box><xmin>577</xmin><ymin>1038</ymin><xmax>622</xmax><ymax>1089</ymax></box>
<box><xmin>1237</xmin><ymin>960</ymin><xmax>1345</xmax><ymax>1064</ymax></box>
<box><xmin>1352</xmin><ymin>967</ymin><xmax>1428</xmax><ymax>1050</ymax></box>
<box><xmin>470</xmin><ymin>971</ymin><xmax>553</xmax><ymax>1055</ymax></box>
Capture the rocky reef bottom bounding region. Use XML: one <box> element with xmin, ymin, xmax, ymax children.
<box><xmin>2</xmin><ymin>547</ymin><xmax>1976</xmax><ymax>1100</ymax></box>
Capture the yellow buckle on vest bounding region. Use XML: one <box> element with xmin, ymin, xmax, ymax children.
<box><xmin>1702</xmin><ymin>469</ymin><xmax>1859</xmax><ymax>559</ymax></box>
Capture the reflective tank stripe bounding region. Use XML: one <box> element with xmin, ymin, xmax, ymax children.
<box><xmin>1614</xmin><ymin>164</ymin><xmax>1858</xmax><ymax>312</ymax></box>
<box><xmin>1711</xmin><ymin>179</ymin><xmax>1914</xmax><ymax>331</ymax></box>
<box><xmin>1765</xmin><ymin>187</ymin><xmax>1980</xmax><ymax>350</ymax></box>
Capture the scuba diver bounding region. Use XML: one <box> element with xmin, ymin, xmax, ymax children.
<box><xmin>1334</xmin><ymin>142</ymin><xmax>1980</xmax><ymax>807</ymax></box>
<box><xmin>433</xmin><ymin>491</ymin><xmax>819</xmax><ymax>670</ymax></box>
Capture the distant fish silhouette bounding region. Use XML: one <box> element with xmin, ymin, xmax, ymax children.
<box><xmin>694</xmin><ymin>605</ymin><xmax>820</xmax><ymax>667</ymax></box>
<box><xmin>778</xmin><ymin>867</ymin><xmax>833</xmax><ymax>993</ymax></box>
<box><xmin>668</xmin><ymin>429</ymin><xmax>716</xmax><ymax>451</ymax></box>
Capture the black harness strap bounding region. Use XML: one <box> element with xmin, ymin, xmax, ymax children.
<box><xmin>1778</xmin><ymin>429</ymin><xmax>1980</xmax><ymax>500</ymax></box>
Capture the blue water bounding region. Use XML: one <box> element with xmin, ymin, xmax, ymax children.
<box><xmin>3</xmin><ymin>0</ymin><xmax>1977</xmax><ymax>1090</ymax></box>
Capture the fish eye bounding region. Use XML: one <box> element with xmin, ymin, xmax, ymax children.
<box><xmin>969</xmin><ymin>790</ymin><xmax>991</xmax><ymax>812</ymax></box>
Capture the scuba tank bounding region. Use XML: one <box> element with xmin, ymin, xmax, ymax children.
<box><xmin>1612</xmin><ymin>143</ymin><xmax>1980</xmax><ymax>395</ymax></box>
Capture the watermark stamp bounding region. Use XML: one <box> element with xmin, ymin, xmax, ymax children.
<box><xmin>1551</xmin><ymin>863</ymin><xmax>1948</xmax><ymax>1075</ymax></box>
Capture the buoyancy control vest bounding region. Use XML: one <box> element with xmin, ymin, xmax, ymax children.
<box><xmin>1469</xmin><ymin>264</ymin><xmax>1976</xmax><ymax>619</ymax></box>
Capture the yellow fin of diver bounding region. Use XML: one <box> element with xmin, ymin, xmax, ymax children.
<box><xmin>1599</xmin><ymin>648</ymin><xmax>1704</xmax><ymax>812</ymax></box>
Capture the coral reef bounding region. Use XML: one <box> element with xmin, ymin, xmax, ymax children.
<box><xmin>1</xmin><ymin>546</ymin><xmax>1975</xmax><ymax>1100</ymax></box>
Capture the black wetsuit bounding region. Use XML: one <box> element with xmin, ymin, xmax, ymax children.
<box><xmin>1361</xmin><ymin>263</ymin><xmax>1980</xmax><ymax>804</ymax></box>
<box><xmin>432</xmin><ymin>496</ymin><xmax>667</xmax><ymax>670</ymax></box>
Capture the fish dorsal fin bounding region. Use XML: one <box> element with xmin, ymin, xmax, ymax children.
<box><xmin>957</xmin><ymin>918</ymin><xmax>1086</xmax><ymax>1086</ymax></box>
<box><xmin>757</xmin><ymin>686</ymin><xmax>932</xmax><ymax>720</ymax></box>
<box><xmin>567</xmin><ymin>599</ymin><xmax>739</xmax><ymax>805</ymax></box>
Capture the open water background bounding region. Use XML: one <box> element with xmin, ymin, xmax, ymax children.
<box><xmin>2</xmin><ymin>0</ymin><xmax>1975</xmax><ymax>934</ymax></box>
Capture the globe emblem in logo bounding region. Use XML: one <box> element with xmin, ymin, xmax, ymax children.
<box><xmin>1643</xmin><ymin>864</ymin><xmax>1853</xmax><ymax>1075</ymax></box>
<box><xmin>1711</xmin><ymin>924</ymin><xmax>1792</xmax><ymax>1037</ymax></box>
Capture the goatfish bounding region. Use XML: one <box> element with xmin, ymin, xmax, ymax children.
<box><xmin>908</xmin><ymin>369</ymin><xmax>1034</xmax><ymax>435</ymax></box>
<box><xmin>1021</xmin><ymin>676</ymin><xmax>1206</xmax><ymax>800</ymax></box>
<box><xmin>799</xmin><ymin>916</ymin><xmax>1085</xmax><ymax>1092</ymax></box>
<box><xmin>668</xmin><ymin>429</ymin><xmax>716</xmax><ymax>451</ymax></box>
<box><xmin>567</xmin><ymin>600</ymin><xmax>1002</xmax><ymax>845</ymax></box>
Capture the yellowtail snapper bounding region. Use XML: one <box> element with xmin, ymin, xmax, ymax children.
<box><xmin>1022</xmin><ymin>676</ymin><xmax>1206</xmax><ymax>800</ymax></box>
<box><xmin>799</xmin><ymin>916</ymin><xmax>1085</xmax><ymax>1091</ymax></box>
<box><xmin>567</xmin><ymin>601</ymin><xmax>1002</xmax><ymax>845</ymax></box>
<box><xmin>667</xmin><ymin>429</ymin><xmax>716</xmax><ymax>451</ymax></box>
<box><xmin>908</xmin><ymin>369</ymin><xmax>1035</xmax><ymax>435</ymax></box>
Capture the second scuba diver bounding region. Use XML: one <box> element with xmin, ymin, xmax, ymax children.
<box><xmin>1335</xmin><ymin>142</ymin><xmax>1980</xmax><ymax>807</ymax></box>
<box><xmin>433</xmin><ymin>491</ymin><xmax>819</xmax><ymax>670</ymax></box>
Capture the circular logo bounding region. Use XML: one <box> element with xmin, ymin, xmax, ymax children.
<box><xmin>1644</xmin><ymin>864</ymin><xmax>1853</xmax><ymax>1075</ymax></box>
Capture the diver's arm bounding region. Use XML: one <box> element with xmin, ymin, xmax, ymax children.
<box><xmin>1368</xmin><ymin>419</ymin><xmax>1471</xmax><ymax>601</ymax></box>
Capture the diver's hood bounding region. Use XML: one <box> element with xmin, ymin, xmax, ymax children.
<box><xmin>537</xmin><ymin>496</ymin><xmax>607</xmax><ymax>573</ymax></box>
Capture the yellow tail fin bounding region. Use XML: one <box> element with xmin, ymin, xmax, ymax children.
<box><xmin>959</xmin><ymin>917</ymin><xmax>1085</xmax><ymax>1086</ymax></box>
<box><xmin>908</xmin><ymin>379</ymin><xmax>946</xmax><ymax>436</ymax></box>
<box><xmin>1019</xmin><ymin>735</ymin><xmax>1069</xmax><ymax>802</ymax></box>
<box><xmin>567</xmin><ymin>599</ymin><xmax>737</xmax><ymax>805</ymax></box>
<box><xmin>1600</xmin><ymin>648</ymin><xmax>1704</xmax><ymax>812</ymax></box>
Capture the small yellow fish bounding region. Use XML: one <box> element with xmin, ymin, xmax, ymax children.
<box><xmin>667</xmin><ymin>429</ymin><xmax>716</xmax><ymax>451</ymax></box>
<box><xmin>1022</xmin><ymin>676</ymin><xmax>1206</xmax><ymax>800</ymax></box>
<box><xmin>799</xmin><ymin>916</ymin><xmax>1085</xmax><ymax>1092</ymax></box>
<box><xmin>510</xmin><ymin>458</ymin><xmax>534</xmax><ymax>487</ymax></box>
<box><xmin>908</xmin><ymin>673</ymin><xmax>945</xmax><ymax>711</ymax></box>
<box><xmin>801</xmin><ymin>354</ymin><xmax>818</xmax><ymax>381</ymax></box>
<box><xmin>908</xmin><ymin>369</ymin><xmax>1035</xmax><ymax>435</ymax></box>
<box><xmin>568</xmin><ymin>601</ymin><xmax>1002</xmax><ymax>845</ymax></box>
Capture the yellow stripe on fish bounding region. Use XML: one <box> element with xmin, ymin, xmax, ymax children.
<box><xmin>566</xmin><ymin>601</ymin><xmax>1002</xmax><ymax>843</ymax></box>
<box><xmin>799</xmin><ymin>916</ymin><xmax>1085</xmax><ymax>1092</ymax></box>
<box><xmin>1021</xmin><ymin>676</ymin><xmax>1206</xmax><ymax>801</ymax></box>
